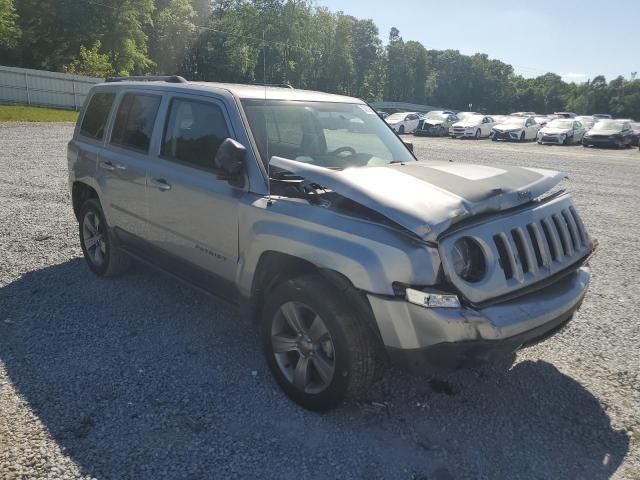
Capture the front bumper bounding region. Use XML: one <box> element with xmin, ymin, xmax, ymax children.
<box><xmin>367</xmin><ymin>266</ymin><xmax>590</xmax><ymax>370</ymax></box>
<box><xmin>414</xmin><ymin>125</ymin><xmax>445</xmax><ymax>136</ymax></box>
<box><xmin>492</xmin><ymin>130</ymin><xmax>520</xmax><ymax>141</ymax></box>
<box><xmin>539</xmin><ymin>134</ymin><xmax>566</xmax><ymax>144</ymax></box>
<box><xmin>582</xmin><ymin>137</ymin><xmax>622</xmax><ymax>148</ymax></box>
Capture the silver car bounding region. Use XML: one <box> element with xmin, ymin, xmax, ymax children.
<box><xmin>68</xmin><ymin>77</ymin><xmax>595</xmax><ymax>410</ymax></box>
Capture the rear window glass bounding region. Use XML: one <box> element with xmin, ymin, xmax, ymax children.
<box><xmin>161</xmin><ymin>99</ymin><xmax>230</xmax><ymax>170</ymax></box>
<box><xmin>111</xmin><ymin>93</ymin><xmax>161</xmax><ymax>152</ymax></box>
<box><xmin>80</xmin><ymin>92</ymin><xmax>115</xmax><ymax>140</ymax></box>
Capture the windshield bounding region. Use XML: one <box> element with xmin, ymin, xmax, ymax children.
<box><xmin>241</xmin><ymin>100</ymin><xmax>415</xmax><ymax>169</ymax></box>
<box><xmin>425</xmin><ymin>111</ymin><xmax>447</xmax><ymax>120</ymax></box>
<box><xmin>592</xmin><ymin>120</ymin><xmax>622</xmax><ymax>131</ymax></box>
<box><xmin>547</xmin><ymin>119</ymin><xmax>574</xmax><ymax>129</ymax></box>
<box><xmin>463</xmin><ymin>115</ymin><xmax>484</xmax><ymax>123</ymax></box>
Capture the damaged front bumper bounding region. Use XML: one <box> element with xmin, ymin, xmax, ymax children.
<box><xmin>367</xmin><ymin>266</ymin><xmax>590</xmax><ymax>370</ymax></box>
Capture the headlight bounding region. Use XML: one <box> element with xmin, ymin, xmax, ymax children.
<box><xmin>451</xmin><ymin>237</ymin><xmax>486</xmax><ymax>283</ymax></box>
<box><xmin>405</xmin><ymin>288</ymin><xmax>461</xmax><ymax>308</ymax></box>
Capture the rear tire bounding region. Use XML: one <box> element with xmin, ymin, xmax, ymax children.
<box><xmin>79</xmin><ymin>199</ymin><xmax>131</xmax><ymax>277</ymax></box>
<box><xmin>262</xmin><ymin>275</ymin><xmax>380</xmax><ymax>411</ymax></box>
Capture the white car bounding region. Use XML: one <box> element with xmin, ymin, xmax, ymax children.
<box><xmin>492</xmin><ymin>116</ymin><xmax>541</xmax><ymax>141</ymax></box>
<box><xmin>534</xmin><ymin>116</ymin><xmax>552</xmax><ymax>126</ymax></box>
<box><xmin>385</xmin><ymin>112</ymin><xmax>420</xmax><ymax>134</ymax></box>
<box><xmin>450</xmin><ymin>114</ymin><xmax>496</xmax><ymax>139</ymax></box>
<box><xmin>537</xmin><ymin>118</ymin><xmax>587</xmax><ymax>145</ymax></box>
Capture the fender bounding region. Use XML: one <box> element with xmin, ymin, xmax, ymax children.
<box><xmin>235</xmin><ymin>196</ymin><xmax>442</xmax><ymax>298</ymax></box>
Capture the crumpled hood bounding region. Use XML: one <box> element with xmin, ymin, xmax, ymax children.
<box><xmin>270</xmin><ymin>157</ymin><xmax>568</xmax><ymax>242</ymax></box>
<box><xmin>422</xmin><ymin>120</ymin><xmax>444</xmax><ymax>127</ymax></box>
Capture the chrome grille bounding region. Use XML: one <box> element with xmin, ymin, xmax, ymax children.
<box><xmin>438</xmin><ymin>193</ymin><xmax>593</xmax><ymax>304</ymax></box>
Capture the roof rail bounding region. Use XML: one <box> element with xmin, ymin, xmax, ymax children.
<box><xmin>105</xmin><ymin>75</ymin><xmax>188</xmax><ymax>84</ymax></box>
<box><xmin>252</xmin><ymin>83</ymin><xmax>294</xmax><ymax>89</ymax></box>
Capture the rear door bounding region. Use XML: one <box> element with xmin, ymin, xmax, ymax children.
<box><xmin>99</xmin><ymin>90</ymin><xmax>162</xmax><ymax>239</ymax></box>
<box><xmin>145</xmin><ymin>93</ymin><xmax>243</xmax><ymax>291</ymax></box>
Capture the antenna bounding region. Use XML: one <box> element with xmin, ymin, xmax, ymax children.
<box><xmin>263</xmin><ymin>30</ymin><xmax>272</xmax><ymax>206</ymax></box>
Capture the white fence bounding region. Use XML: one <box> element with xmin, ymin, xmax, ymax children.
<box><xmin>0</xmin><ymin>66</ymin><xmax>102</xmax><ymax>110</ymax></box>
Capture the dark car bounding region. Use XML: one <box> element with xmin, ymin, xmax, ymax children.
<box><xmin>582</xmin><ymin>120</ymin><xmax>634</xmax><ymax>148</ymax></box>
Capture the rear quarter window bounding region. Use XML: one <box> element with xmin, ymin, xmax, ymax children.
<box><xmin>80</xmin><ymin>92</ymin><xmax>115</xmax><ymax>140</ymax></box>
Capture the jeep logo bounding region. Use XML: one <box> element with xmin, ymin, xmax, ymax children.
<box><xmin>518</xmin><ymin>190</ymin><xmax>533</xmax><ymax>201</ymax></box>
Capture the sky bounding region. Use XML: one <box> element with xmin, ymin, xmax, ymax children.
<box><xmin>315</xmin><ymin>0</ymin><xmax>639</xmax><ymax>83</ymax></box>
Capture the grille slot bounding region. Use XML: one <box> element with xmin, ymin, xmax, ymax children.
<box><xmin>511</xmin><ymin>228</ymin><xmax>530</xmax><ymax>274</ymax></box>
<box><xmin>493</xmin><ymin>234</ymin><xmax>514</xmax><ymax>279</ymax></box>
<box><xmin>526</xmin><ymin>224</ymin><xmax>544</xmax><ymax>267</ymax></box>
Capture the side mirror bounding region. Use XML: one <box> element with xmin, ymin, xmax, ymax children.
<box><xmin>215</xmin><ymin>138</ymin><xmax>246</xmax><ymax>186</ymax></box>
<box><xmin>403</xmin><ymin>141</ymin><xmax>414</xmax><ymax>152</ymax></box>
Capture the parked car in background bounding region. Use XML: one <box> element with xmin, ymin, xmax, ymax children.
<box><xmin>492</xmin><ymin>116</ymin><xmax>541</xmax><ymax>141</ymax></box>
<box><xmin>537</xmin><ymin>119</ymin><xmax>587</xmax><ymax>145</ymax></box>
<box><xmin>554</xmin><ymin>112</ymin><xmax>576</xmax><ymax>118</ymax></box>
<box><xmin>582</xmin><ymin>120</ymin><xmax>634</xmax><ymax>148</ymax></box>
<box><xmin>592</xmin><ymin>113</ymin><xmax>612</xmax><ymax>119</ymax></box>
<box><xmin>575</xmin><ymin>116</ymin><xmax>596</xmax><ymax>130</ymax></box>
<box><xmin>385</xmin><ymin>112</ymin><xmax>420</xmax><ymax>134</ymax></box>
<box><xmin>630</xmin><ymin>122</ymin><xmax>640</xmax><ymax>146</ymax></box>
<box><xmin>377</xmin><ymin>111</ymin><xmax>389</xmax><ymax>119</ymax></box>
<box><xmin>450</xmin><ymin>114</ymin><xmax>496</xmax><ymax>139</ymax></box>
<box><xmin>414</xmin><ymin>111</ymin><xmax>459</xmax><ymax>137</ymax></box>
<box><xmin>510</xmin><ymin>111</ymin><xmax>536</xmax><ymax>117</ymax></box>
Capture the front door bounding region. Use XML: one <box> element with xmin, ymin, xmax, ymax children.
<box><xmin>145</xmin><ymin>94</ymin><xmax>243</xmax><ymax>293</ymax></box>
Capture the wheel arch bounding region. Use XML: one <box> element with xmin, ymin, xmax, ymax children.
<box><xmin>72</xmin><ymin>181</ymin><xmax>101</xmax><ymax>221</ymax></box>
<box><xmin>248</xmin><ymin>251</ymin><xmax>384</xmax><ymax>342</ymax></box>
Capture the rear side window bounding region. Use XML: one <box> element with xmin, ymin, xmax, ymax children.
<box><xmin>161</xmin><ymin>99</ymin><xmax>230</xmax><ymax>170</ymax></box>
<box><xmin>80</xmin><ymin>92</ymin><xmax>115</xmax><ymax>140</ymax></box>
<box><xmin>111</xmin><ymin>93</ymin><xmax>161</xmax><ymax>153</ymax></box>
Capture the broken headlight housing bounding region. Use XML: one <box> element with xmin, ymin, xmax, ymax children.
<box><xmin>451</xmin><ymin>237</ymin><xmax>486</xmax><ymax>283</ymax></box>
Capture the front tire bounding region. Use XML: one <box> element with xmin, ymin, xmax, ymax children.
<box><xmin>475</xmin><ymin>129</ymin><xmax>481</xmax><ymax>140</ymax></box>
<box><xmin>79</xmin><ymin>199</ymin><xmax>131</xmax><ymax>277</ymax></box>
<box><xmin>519</xmin><ymin>131</ymin><xmax>525</xmax><ymax>142</ymax></box>
<box><xmin>262</xmin><ymin>275</ymin><xmax>380</xmax><ymax>411</ymax></box>
<box><xmin>398</xmin><ymin>125</ymin><xmax>405</xmax><ymax>135</ymax></box>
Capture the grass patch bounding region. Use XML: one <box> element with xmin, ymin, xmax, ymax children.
<box><xmin>0</xmin><ymin>104</ymin><xmax>79</xmax><ymax>122</ymax></box>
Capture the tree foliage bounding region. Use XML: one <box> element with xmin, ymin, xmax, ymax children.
<box><xmin>2</xmin><ymin>0</ymin><xmax>639</xmax><ymax>118</ymax></box>
<box><xmin>0</xmin><ymin>0</ymin><xmax>21</xmax><ymax>49</ymax></box>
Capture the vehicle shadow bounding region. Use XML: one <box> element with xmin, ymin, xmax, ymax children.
<box><xmin>0</xmin><ymin>260</ymin><xmax>630</xmax><ymax>479</ymax></box>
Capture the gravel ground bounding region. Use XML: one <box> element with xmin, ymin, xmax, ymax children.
<box><xmin>0</xmin><ymin>123</ymin><xmax>638</xmax><ymax>479</ymax></box>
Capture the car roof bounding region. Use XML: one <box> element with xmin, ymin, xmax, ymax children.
<box><xmin>93</xmin><ymin>80</ymin><xmax>365</xmax><ymax>104</ymax></box>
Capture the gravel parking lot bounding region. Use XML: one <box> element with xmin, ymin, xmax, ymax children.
<box><xmin>1</xmin><ymin>123</ymin><xmax>638</xmax><ymax>479</ymax></box>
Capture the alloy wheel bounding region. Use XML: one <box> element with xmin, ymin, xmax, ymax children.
<box><xmin>270</xmin><ymin>301</ymin><xmax>336</xmax><ymax>394</ymax></box>
<box><xmin>82</xmin><ymin>211</ymin><xmax>107</xmax><ymax>267</ymax></box>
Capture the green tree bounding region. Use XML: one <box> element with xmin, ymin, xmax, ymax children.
<box><xmin>64</xmin><ymin>41</ymin><xmax>114</xmax><ymax>78</ymax></box>
<box><xmin>151</xmin><ymin>0</ymin><xmax>197</xmax><ymax>74</ymax></box>
<box><xmin>0</xmin><ymin>0</ymin><xmax>21</xmax><ymax>48</ymax></box>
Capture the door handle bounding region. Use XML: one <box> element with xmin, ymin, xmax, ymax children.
<box><xmin>150</xmin><ymin>178</ymin><xmax>171</xmax><ymax>191</ymax></box>
<box><xmin>100</xmin><ymin>161</ymin><xmax>115</xmax><ymax>171</ymax></box>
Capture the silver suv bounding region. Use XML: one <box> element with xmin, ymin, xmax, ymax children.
<box><xmin>68</xmin><ymin>76</ymin><xmax>595</xmax><ymax>410</ymax></box>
